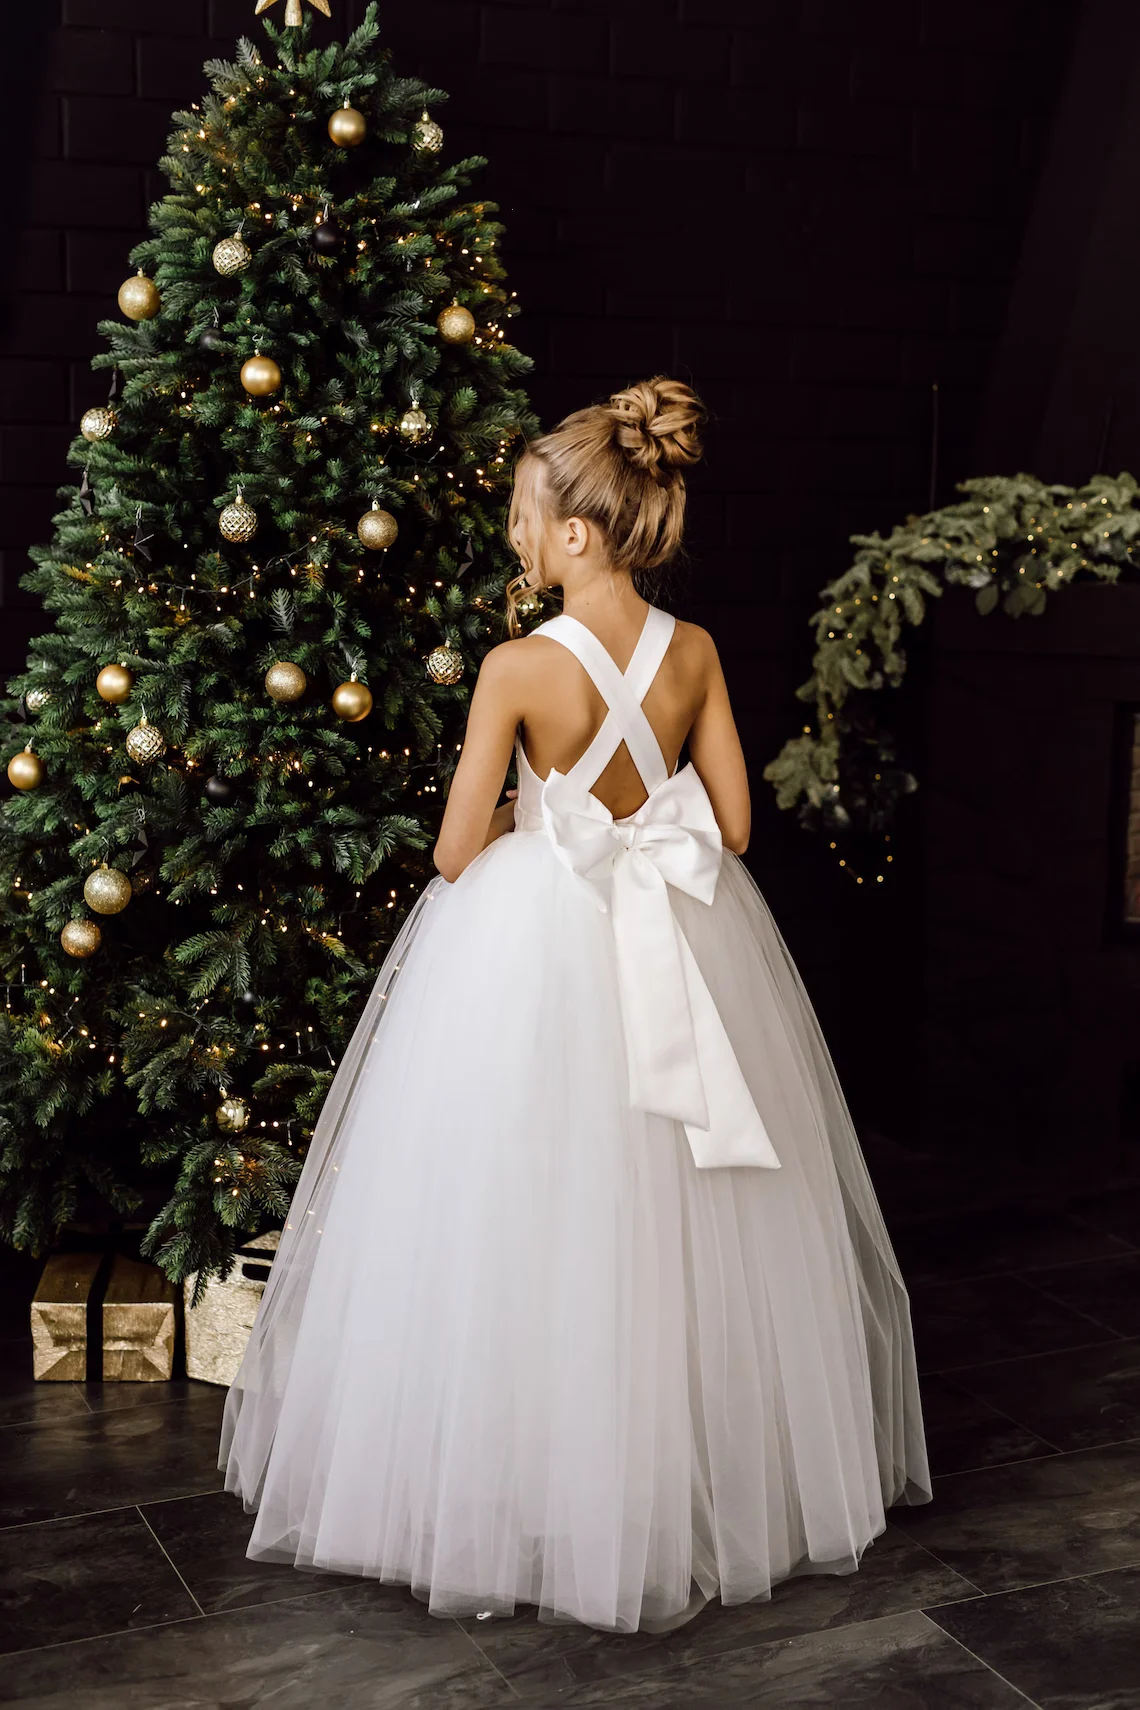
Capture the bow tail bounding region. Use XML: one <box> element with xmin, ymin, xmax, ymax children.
<box><xmin>612</xmin><ymin>854</ymin><xmax>782</xmax><ymax>1171</ymax></box>
<box><xmin>612</xmin><ymin>854</ymin><xmax>710</xmax><ymax>1129</ymax></box>
<box><xmin>674</xmin><ymin>929</ymin><xmax>782</xmax><ymax>1171</ymax></box>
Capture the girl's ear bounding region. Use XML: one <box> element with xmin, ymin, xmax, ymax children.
<box><xmin>564</xmin><ymin>515</ymin><xmax>589</xmax><ymax>557</ymax></box>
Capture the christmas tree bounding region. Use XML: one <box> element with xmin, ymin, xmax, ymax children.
<box><xmin>0</xmin><ymin>2</ymin><xmax>536</xmax><ymax>1288</ymax></box>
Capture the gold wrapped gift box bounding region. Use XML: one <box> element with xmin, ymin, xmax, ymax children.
<box><xmin>31</xmin><ymin>1234</ymin><xmax>280</xmax><ymax>1385</ymax></box>
<box><xmin>183</xmin><ymin>1230</ymin><xmax>280</xmax><ymax>1387</ymax></box>
<box><xmin>32</xmin><ymin>1251</ymin><xmax>176</xmax><ymax>1381</ymax></box>
<box><xmin>31</xmin><ymin>1252</ymin><xmax>103</xmax><ymax>1381</ymax></box>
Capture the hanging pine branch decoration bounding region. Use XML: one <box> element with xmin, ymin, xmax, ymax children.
<box><xmin>0</xmin><ymin>2</ymin><xmax>536</xmax><ymax>1289</ymax></box>
<box><xmin>766</xmin><ymin>471</ymin><xmax>1140</xmax><ymax>861</ymax></box>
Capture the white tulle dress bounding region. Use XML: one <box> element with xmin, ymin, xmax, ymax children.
<box><xmin>219</xmin><ymin>604</ymin><xmax>932</xmax><ymax>1635</ymax></box>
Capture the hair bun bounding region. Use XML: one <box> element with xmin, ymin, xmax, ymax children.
<box><xmin>606</xmin><ymin>376</ymin><xmax>705</xmax><ymax>481</ymax></box>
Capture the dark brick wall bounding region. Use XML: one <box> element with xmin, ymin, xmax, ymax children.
<box><xmin>921</xmin><ymin>585</ymin><xmax>1140</xmax><ymax>1185</ymax></box>
<box><xmin>0</xmin><ymin>0</ymin><xmax>1081</xmax><ymax>1143</ymax></box>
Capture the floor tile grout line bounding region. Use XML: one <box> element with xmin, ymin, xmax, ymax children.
<box><xmin>1066</xmin><ymin>1211</ymin><xmax>1140</xmax><ymax>1251</ymax></box>
<box><xmin>923</xmin><ymin>1555</ymin><xmax>1140</xmax><ymax>1606</ymax></box>
<box><xmin>0</xmin><ymin>1394</ymin><xmax>225</xmax><ymax>1434</ymax></box>
<box><xmin>1011</xmin><ymin>1274</ymin><xmax>1140</xmax><ymax>1341</ymax></box>
<box><xmin>918</xmin><ymin>1430</ymin><xmax>1140</xmax><ymax>1487</ymax></box>
<box><xmin>921</xmin><ymin>1615</ymin><xmax>1045</xmax><ymax>1708</ymax></box>
<box><xmin>922</xmin><ymin>1329</ymin><xmax>1129</xmax><ymax>1377</ymax></box>
<box><xmin>470</xmin><ymin>1600</ymin><xmax>1062</xmax><ymax>1703</ymax></box>
<box><xmin>0</xmin><ymin>1486</ymin><xmax>225</xmax><ymax>1536</ymax></box>
<box><xmin>0</xmin><ymin>1402</ymin><xmax>93</xmax><ymax>1432</ymax></box>
<box><xmin>928</xmin><ymin>1371</ymin><xmax>1068</xmax><ymax>1460</ymax></box>
<box><xmin>2</xmin><ymin>1607</ymin><xmax>212</xmax><ymax>1661</ymax></box>
<box><xmin>0</xmin><ymin>1576</ymin><xmax>422</xmax><ymax>1662</ymax></box>
<box><xmin>135</xmin><ymin>1504</ymin><xmax>207</xmax><ymax>1618</ymax></box>
<box><xmin>885</xmin><ymin>1529</ymin><xmax>987</xmax><ymax>1600</ymax></box>
<box><xmin>448</xmin><ymin>1615</ymin><xmax>529</xmax><ymax>1700</ymax></box>
<box><xmin>905</xmin><ymin>1241</ymin><xmax>1139</xmax><ymax>1283</ymax></box>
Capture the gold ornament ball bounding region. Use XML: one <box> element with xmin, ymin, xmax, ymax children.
<box><xmin>265</xmin><ymin>661</ymin><xmax>307</xmax><ymax>703</ymax></box>
<box><xmin>425</xmin><ymin>643</ymin><xmax>465</xmax><ymax>685</ymax></box>
<box><xmin>25</xmin><ymin>687</ymin><xmax>52</xmax><ymax>713</ymax></box>
<box><xmin>212</xmin><ymin>235</ymin><xmax>252</xmax><ymax>277</ymax></box>
<box><xmin>412</xmin><ymin>110</ymin><xmax>444</xmax><ymax>153</ymax></box>
<box><xmin>96</xmin><ymin>663</ymin><xmax>134</xmax><ymax>703</ymax></box>
<box><xmin>61</xmin><ymin>918</ymin><xmax>102</xmax><ymax>959</ymax></box>
<box><xmin>219</xmin><ymin>496</ymin><xmax>259</xmax><ymax>543</ymax></box>
<box><xmin>216</xmin><ymin>1095</ymin><xmax>250</xmax><ymax>1134</ymax></box>
<box><xmin>240</xmin><ymin>354</ymin><xmax>282</xmax><ymax>396</ymax></box>
<box><xmin>328</xmin><ymin>103</ymin><xmax>367</xmax><ymax>147</ymax></box>
<box><xmin>331</xmin><ymin>678</ymin><xmax>373</xmax><ymax>722</ymax></box>
<box><xmin>397</xmin><ymin>404</ymin><xmax>430</xmax><ymax>443</ymax></box>
<box><xmin>7</xmin><ymin>747</ymin><xmax>44</xmax><ymax>790</ymax></box>
<box><xmin>437</xmin><ymin>302</ymin><xmax>475</xmax><ymax>345</ymax></box>
<box><xmin>117</xmin><ymin>271</ymin><xmax>161</xmax><ymax>321</ymax></box>
<box><xmin>356</xmin><ymin>505</ymin><xmax>398</xmax><ymax>550</ymax></box>
<box><xmin>125</xmin><ymin>716</ymin><xmax>166</xmax><ymax>765</ymax></box>
<box><xmin>81</xmin><ymin>406</ymin><xmax>118</xmax><ymax>443</ymax></box>
<box><xmin>83</xmin><ymin>865</ymin><xmax>133</xmax><ymax>916</ymax></box>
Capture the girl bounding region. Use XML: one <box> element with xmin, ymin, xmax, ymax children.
<box><xmin>220</xmin><ymin>376</ymin><xmax>931</xmax><ymax>1635</ymax></box>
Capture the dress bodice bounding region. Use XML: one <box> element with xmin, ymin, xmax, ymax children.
<box><xmin>512</xmin><ymin>603</ymin><xmax>678</xmax><ymax>834</ymax></box>
<box><xmin>503</xmin><ymin>605</ymin><xmax>780</xmax><ymax>1173</ymax></box>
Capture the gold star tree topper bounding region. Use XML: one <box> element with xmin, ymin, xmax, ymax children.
<box><xmin>255</xmin><ymin>0</ymin><xmax>331</xmax><ymax>23</ymax></box>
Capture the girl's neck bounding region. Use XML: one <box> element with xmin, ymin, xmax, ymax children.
<box><xmin>557</xmin><ymin>568</ymin><xmax>650</xmax><ymax>631</ymax></box>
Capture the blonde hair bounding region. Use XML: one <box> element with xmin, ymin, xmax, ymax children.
<box><xmin>505</xmin><ymin>375</ymin><xmax>706</xmax><ymax>634</ymax></box>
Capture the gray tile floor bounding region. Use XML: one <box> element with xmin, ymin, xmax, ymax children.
<box><xmin>1</xmin><ymin>1191</ymin><xmax>1139</xmax><ymax>1708</ymax></box>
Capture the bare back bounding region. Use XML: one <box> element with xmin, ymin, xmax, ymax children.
<box><xmin>432</xmin><ymin>600</ymin><xmax>751</xmax><ymax>882</ymax></box>
<box><xmin>517</xmin><ymin>615</ymin><xmax>710</xmax><ymax>819</ymax></box>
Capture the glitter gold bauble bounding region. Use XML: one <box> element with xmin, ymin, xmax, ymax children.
<box><xmin>96</xmin><ymin>663</ymin><xmax>134</xmax><ymax>703</ymax></box>
<box><xmin>25</xmin><ymin>687</ymin><xmax>52</xmax><ymax>713</ymax></box>
<box><xmin>328</xmin><ymin>102</ymin><xmax>367</xmax><ymax>147</ymax></box>
<box><xmin>212</xmin><ymin>235</ymin><xmax>252</xmax><ymax>277</ymax></box>
<box><xmin>356</xmin><ymin>503</ymin><xmax>398</xmax><ymax>550</ymax></box>
<box><xmin>61</xmin><ymin>918</ymin><xmax>102</xmax><ymax>958</ymax></box>
<box><xmin>265</xmin><ymin>661</ymin><xmax>307</xmax><ymax>703</ymax></box>
<box><xmin>215</xmin><ymin>1095</ymin><xmax>249</xmax><ymax>1134</ymax></box>
<box><xmin>83</xmin><ymin>865</ymin><xmax>132</xmax><ymax>916</ymax></box>
<box><xmin>7</xmin><ymin>747</ymin><xmax>44</xmax><ymax>790</ymax></box>
<box><xmin>437</xmin><ymin>302</ymin><xmax>475</xmax><ymax>345</ymax></box>
<box><xmin>331</xmin><ymin>677</ymin><xmax>373</xmax><ymax>722</ymax></box>
<box><xmin>81</xmin><ymin>406</ymin><xmax>118</xmax><ymax>443</ymax></box>
<box><xmin>397</xmin><ymin>404</ymin><xmax>430</xmax><ymax>443</ymax></box>
<box><xmin>412</xmin><ymin>109</ymin><xmax>444</xmax><ymax>153</ymax></box>
<box><xmin>425</xmin><ymin>643</ymin><xmax>464</xmax><ymax>685</ymax></box>
<box><xmin>117</xmin><ymin>271</ymin><xmax>161</xmax><ymax>321</ymax></box>
<box><xmin>125</xmin><ymin>715</ymin><xmax>166</xmax><ymax>765</ymax></box>
<box><xmin>219</xmin><ymin>494</ymin><xmax>259</xmax><ymax>543</ymax></box>
<box><xmin>240</xmin><ymin>354</ymin><xmax>282</xmax><ymax>396</ymax></box>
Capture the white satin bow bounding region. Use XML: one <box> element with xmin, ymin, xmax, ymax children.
<box><xmin>541</xmin><ymin>764</ymin><xmax>781</xmax><ymax>1171</ymax></box>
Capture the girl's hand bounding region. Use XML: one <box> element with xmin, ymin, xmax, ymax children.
<box><xmin>485</xmin><ymin>790</ymin><xmax>518</xmax><ymax>846</ymax></box>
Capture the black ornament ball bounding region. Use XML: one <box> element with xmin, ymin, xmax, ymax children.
<box><xmin>312</xmin><ymin>217</ymin><xmax>344</xmax><ymax>254</ymax></box>
<box><xmin>204</xmin><ymin>774</ymin><xmax>237</xmax><ymax>806</ymax></box>
<box><xmin>197</xmin><ymin>327</ymin><xmax>226</xmax><ymax>354</ymax></box>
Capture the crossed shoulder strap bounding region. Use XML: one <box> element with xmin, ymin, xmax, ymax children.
<box><xmin>530</xmin><ymin>605</ymin><xmax>676</xmax><ymax>793</ymax></box>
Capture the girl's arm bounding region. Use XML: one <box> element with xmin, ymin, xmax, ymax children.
<box><xmin>432</xmin><ymin>644</ymin><xmax>524</xmax><ymax>883</ymax></box>
<box><xmin>686</xmin><ymin>629</ymin><xmax>751</xmax><ymax>855</ymax></box>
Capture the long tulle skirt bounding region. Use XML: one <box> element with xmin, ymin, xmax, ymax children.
<box><xmin>220</xmin><ymin>824</ymin><xmax>931</xmax><ymax>1634</ymax></box>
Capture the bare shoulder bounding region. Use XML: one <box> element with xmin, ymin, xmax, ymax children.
<box><xmin>672</xmin><ymin>618</ymin><xmax>718</xmax><ymax>654</ymax></box>
<box><xmin>474</xmin><ymin>634</ymin><xmax>561</xmax><ymax>702</ymax></box>
<box><xmin>670</xmin><ymin>618</ymin><xmax>721</xmax><ymax>680</ymax></box>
